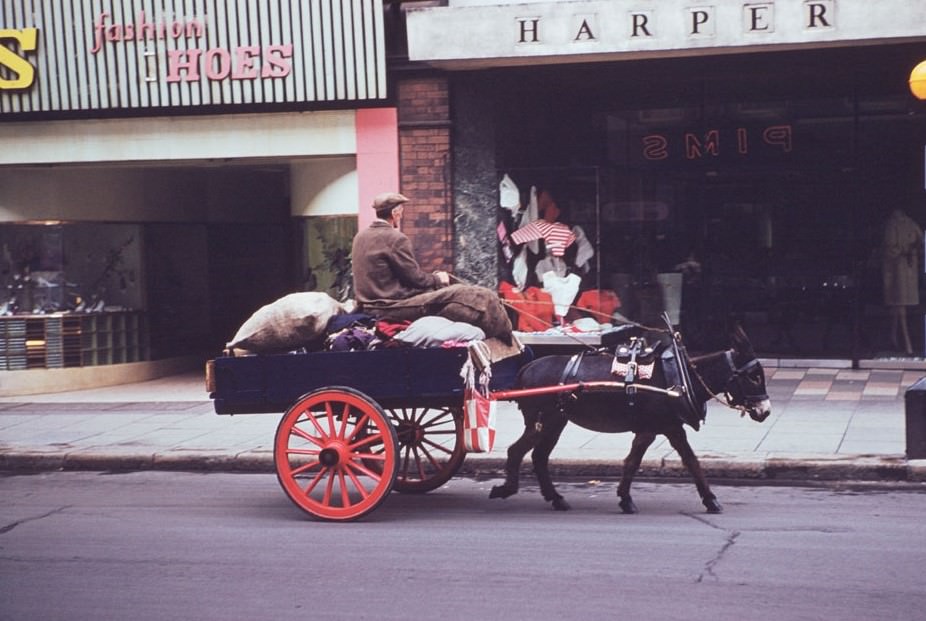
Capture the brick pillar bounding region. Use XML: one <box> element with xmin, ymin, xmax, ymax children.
<box><xmin>396</xmin><ymin>76</ymin><xmax>453</xmax><ymax>273</ymax></box>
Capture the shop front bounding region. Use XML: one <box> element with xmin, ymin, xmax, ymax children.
<box><xmin>405</xmin><ymin>0</ymin><xmax>926</xmax><ymax>367</ymax></box>
<box><xmin>0</xmin><ymin>0</ymin><xmax>394</xmax><ymax>390</ymax></box>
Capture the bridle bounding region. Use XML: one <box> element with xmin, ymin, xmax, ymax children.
<box><xmin>692</xmin><ymin>349</ymin><xmax>768</xmax><ymax>415</ymax></box>
<box><xmin>724</xmin><ymin>351</ymin><xmax>769</xmax><ymax>402</ymax></box>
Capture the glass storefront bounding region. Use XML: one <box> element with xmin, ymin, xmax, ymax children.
<box><xmin>0</xmin><ymin>163</ymin><xmax>295</xmax><ymax>365</ymax></box>
<box><xmin>492</xmin><ymin>43</ymin><xmax>926</xmax><ymax>362</ymax></box>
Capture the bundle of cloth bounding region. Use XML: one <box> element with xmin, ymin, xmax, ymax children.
<box><xmin>226</xmin><ymin>291</ymin><xmax>518</xmax><ymax>359</ymax></box>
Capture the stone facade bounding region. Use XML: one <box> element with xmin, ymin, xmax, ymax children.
<box><xmin>450</xmin><ymin>73</ymin><xmax>499</xmax><ymax>288</ymax></box>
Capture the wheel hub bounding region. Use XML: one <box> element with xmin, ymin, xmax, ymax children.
<box><xmin>396</xmin><ymin>421</ymin><xmax>424</xmax><ymax>444</ymax></box>
<box><xmin>319</xmin><ymin>446</ymin><xmax>341</xmax><ymax>467</ymax></box>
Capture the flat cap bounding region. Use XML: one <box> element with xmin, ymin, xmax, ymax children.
<box><xmin>372</xmin><ymin>192</ymin><xmax>409</xmax><ymax>210</ymax></box>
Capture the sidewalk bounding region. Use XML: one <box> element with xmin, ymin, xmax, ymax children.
<box><xmin>1</xmin><ymin>366</ymin><xmax>925</xmax><ymax>483</ymax></box>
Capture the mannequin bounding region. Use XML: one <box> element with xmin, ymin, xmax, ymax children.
<box><xmin>881</xmin><ymin>207</ymin><xmax>923</xmax><ymax>354</ymax></box>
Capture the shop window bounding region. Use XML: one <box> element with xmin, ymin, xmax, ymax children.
<box><xmin>0</xmin><ymin>222</ymin><xmax>148</xmax><ymax>369</ymax></box>
<box><xmin>300</xmin><ymin>216</ymin><xmax>357</xmax><ymax>302</ymax></box>
<box><xmin>0</xmin><ymin>222</ymin><xmax>142</xmax><ymax>315</ymax></box>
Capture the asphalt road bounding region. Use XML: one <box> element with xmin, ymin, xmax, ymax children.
<box><xmin>2</xmin><ymin>472</ymin><xmax>925</xmax><ymax>621</ymax></box>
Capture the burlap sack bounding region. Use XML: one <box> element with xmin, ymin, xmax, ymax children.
<box><xmin>227</xmin><ymin>292</ymin><xmax>345</xmax><ymax>353</ymax></box>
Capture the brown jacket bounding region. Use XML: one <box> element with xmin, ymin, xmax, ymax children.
<box><xmin>352</xmin><ymin>221</ymin><xmax>443</xmax><ymax>306</ymax></box>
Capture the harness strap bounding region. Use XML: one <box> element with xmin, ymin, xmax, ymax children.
<box><xmin>553</xmin><ymin>351</ymin><xmax>586</xmax><ymax>415</ymax></box>
<box><xmin>620</xmin><ymin>338</ymin><xmax>646</xmax><ymax>405</ymax></box>
<box><xmin>671</xmin><ymin>333</ymin><xmax>700</xmax><ymax>417</ymax></box>
<box><xmin>559</xmin><ymin>351</ymin><xmax>586</xmax><ymax>386</ymax></box>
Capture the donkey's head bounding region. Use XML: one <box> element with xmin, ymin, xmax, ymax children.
<box><xmin>723</xmin><ymin>325</ymin><xmax>771</xmax><ymax>422</ymax></box>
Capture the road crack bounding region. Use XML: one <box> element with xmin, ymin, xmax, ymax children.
<box><xmin>686</xmin><ymin>512</ymin><xmax>741</xmax><ymax>583</ymax></box>
<box><xmin>0</xmin><ymin>506</ymin><xmax>70</xmax><ymax>535</ymax></box>
<box><xmin>697</xmin><ymin>530</ymin><xmax>740</xmax><ymax>583</ymax></box>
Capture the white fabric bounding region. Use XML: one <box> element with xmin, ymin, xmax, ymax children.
<box><xmin>541</xmin><ymin>272</ymin><xmax>582</xmax><ymax>317</ymax></box>
<box><xmin>395</xmin><ymin>315</ymin><xmax>485</xmax><ymax>347</ymax></box>
<box><xmin>571</xmin><ymin>317</ymin><xmax>604</xmax><ymax>332</ymax></box>
<box><xmin>572</xmin><ymin>225</ymin><xmax>594</xmax><ymax>272</ymax></box>
<box><xmin>535</xmin><ymin>255</ymin><xmax>568</xmax><ymax>282</ymax></box>
<box><xmin>499</xmin><ymin>173</ymin><xmax>520</xmax><ymax>213</ymax></box>
<box><xmin>515</xmin><ymin>186</ymin><xmax>540</xmax><ymax>255</ymax></box>
<box><xmin>512</xmin><ymin>245</ymin><xmax>529</xmax><ymax>290</ymax></box>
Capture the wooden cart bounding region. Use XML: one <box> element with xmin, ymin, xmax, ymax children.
<box><xmin>207</xmin><ymin>346</ymin><xmax>529</xmax><ymax>521</ymax></box>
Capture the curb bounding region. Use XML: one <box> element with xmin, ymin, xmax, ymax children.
<box><xmin>459</xmin><ymin>455</ymin><xmax>924</xmax><ymax>484</ymax></box>
<box><xmin>2</xmin><ymin>450</ymin><xmax>925</xmax><ymax>484</ymax></box>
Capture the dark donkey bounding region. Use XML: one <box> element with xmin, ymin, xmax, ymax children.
<box><xmin>490</xmin><ymin>323</ymin><xmax>772</xmax><ymax>514</ymax></box>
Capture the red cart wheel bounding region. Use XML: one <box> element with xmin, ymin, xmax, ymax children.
<box><xmin>385</xmin><ymin>405</ymin><xmax>465</xmax><ymax>494</ymax></box>
<box><xmin>274</xmin><ymin>387</ymin><xmax>398</xmax><ymax>521</ymax></box>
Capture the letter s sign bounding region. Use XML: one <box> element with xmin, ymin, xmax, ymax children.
<box><xmin>0</xmin><ymin>29</ymin><xmax>39</xmax><ymax>90</ymax></box>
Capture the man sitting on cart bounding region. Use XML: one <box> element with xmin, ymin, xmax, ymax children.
<box><xmin>352</xmin><ymin>192</ymin><xmax>513</xmax><ymax>344</ymax></box>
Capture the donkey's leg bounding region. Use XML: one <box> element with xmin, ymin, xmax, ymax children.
<box><xmin>664</xmin><ymin>426</ymin><xmax>722</xmax><ymax>513</ymax></box>
<box><xmin>489</xmin><ymin>405</ymin><xmax>539</xmax><ymax>500</ymax></box>
<box><xmin>530</xmin><ymin>411</ymin><xmax>570</xmax><ymax>510</ymax></box>
<box><xmin>617</xmin><ymin>432</ymin><xmax>657</xmax><ymax>514</ymax></box>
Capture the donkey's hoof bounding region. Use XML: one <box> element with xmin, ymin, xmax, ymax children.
<box><xmin>489</xmin><ymin>484</ymin><xmax>516</xmax><ymax>499</ymax></box>
<box><xmin>704</xmin><ymin>498</ymin><xmax>723</xmax><ymax>514</ymax></box>
<box><xmin>618</xmin><ymin>496</ymin><xmax>638</xmax><ymax>514</ymax></box>
<box><xmin>551</xmin><ymin>496</ymin><xmax>571</xmax><ymax>511</ymax></box>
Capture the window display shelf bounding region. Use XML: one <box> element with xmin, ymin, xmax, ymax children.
<box><xmin>0</xmin><ymin>311</ymin><xmax>148</xmax><ymax>370</ymax></box>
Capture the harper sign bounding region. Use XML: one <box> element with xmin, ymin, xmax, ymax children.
<box><xmin>407</xmin><ymin>0</ymin><xmax>926</xmax><ymax>68</ymax></box>
<box><xmin>1</xmin><ymin>0</ymin><xmax>387</xmax><ymax>116</ymax></box>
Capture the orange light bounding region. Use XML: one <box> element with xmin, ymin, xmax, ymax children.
<box><xmin>910</xmin><ymin>60</ymin><xmax>926</xmax><ymax>100</ymax></box>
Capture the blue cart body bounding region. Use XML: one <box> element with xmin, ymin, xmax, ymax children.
<box><xmin>210</xmin><ymin>346</ymin><xmax>530</xmax><ymax>414</ymax></box>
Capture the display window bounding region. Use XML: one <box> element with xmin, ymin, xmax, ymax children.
<box><xmin>492</xmin><ymin>45</ymin><xmax>926</xmax><ymax>362</ymax></box>
<box><xmin>0</xmin><ymin>222</ymin><xmax>143</xmax><ymax>315</ymax></box>
<box><xmin>0</xmin><ymin>222</ymin><xmax>148</xmax><ymax>369</ymax></box>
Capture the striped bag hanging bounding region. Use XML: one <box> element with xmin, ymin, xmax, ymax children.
<box><xmin>463</xmin><ymin>387</ymin><xmax>497</xmax><ymax>453</ymax></box>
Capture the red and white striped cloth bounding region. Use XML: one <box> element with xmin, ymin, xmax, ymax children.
<box><xmin>509</xmin><ymin>220</ymin><xmax>576</xmax><ymax>257</ymax></box>
<box><xmin>463</xmin><ymin>388</ymin><xmax>497</xmax><ymax>452</ymax></box>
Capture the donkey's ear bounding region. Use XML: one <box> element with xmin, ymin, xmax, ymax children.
<box><xmin>731</xmin><ymin>323</ymin><xmax>753</xmax><ymax>352</ymax></box>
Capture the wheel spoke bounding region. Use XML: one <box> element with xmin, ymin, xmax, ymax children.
<box><xmin>399</xmin><ymin>445</ymin><xmax>414</xmax><ymax>481</ymax></box>
<box><xmin>290</xmin><ymin>459</ymin><xmax>321</xmax><ymax>476</ymax></box>
<box><xmin>342</xmin><ymin>464</ymin><xmax>371</xmax><ymax>499</ymax></box>
<box><xmin>322</xmin><ymin>469</ymin><xmax>336</xmax><ymax>505</ymax></box>
<box><xmin>395</xmin><ymin>407</ymin><xmax>413</xmax><ymax>423</ymax></box>
<box><xmin>336</xmin><ymin>403</ymin><xmax>351</xmax><ymax>438</ymax></box>
<box><xmin>305</xmin><ymin>410</ymin><xmax>329</xmax><ymax>439</ymax></box>
<box><xmin>413</xmin><ymin>446</ymin><xmax>427</xmax><ymax>480</ymax></box>
<box><xmin>417</xmin><ymin>443</ymin><xmax>444</xmax><ymax>471</ymax></box>
<box><xmin>350</xmin><ymin>432</ymin><xmax>384</xmax><ymax>452</ymax></box>
<box><xmin>286</xmin><ymin>447</ymin><xmax>321</xmax><ymax>456</ymax></box>
<box><xmin>302</xmin><ymin>467</ymin><xmax>328</xmax><ymax>495</ymax></box>
<box><xmin>420</xmin><ymin>410</ymin><xmax>454</xmax><ymax>428</ymax></box>
<box><xmin>326</xmin><ymin>401</ymin><xmax>338</xmax><ymax>437</ymax></box>
<box><xmin>345</xmin><ymin>458</ymin><xmax>382</xmax><ymax>481</ymax></box>
<box><xmin>421</xmin><ymin>437</ymin><xmax>454</xmax><ymax>455</ymax></box>
<box><xmin>337</xmin><ymin>469</ymin><xmax>352</xmax><ymax>507</ymax></box>
<box><xmin>288</xmin><ymin>425</ymin><xmax>325</xmax><ymax>448</ymax></box>
<box><xmin>346</xmin><ymin>413</ymin><xmax>372</xmax><ymax>443</ymax></box>
<box><xmin>355</xmin><ymin>451</ymin><xmax>386</xmax><ymax>462</ymax></box>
